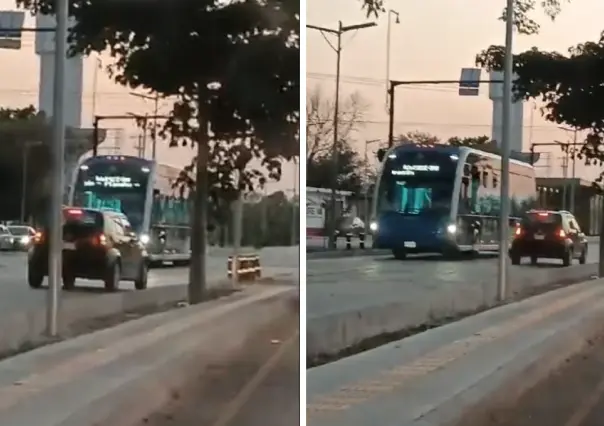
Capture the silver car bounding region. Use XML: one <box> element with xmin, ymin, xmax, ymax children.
<box><xmin>0</xmin><ymin>226</ymin><xmax>15</xmax><ymax>250</ymax></box>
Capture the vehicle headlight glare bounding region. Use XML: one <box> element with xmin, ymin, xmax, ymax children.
<box><xmin>21</xmin><ymin>236</ymin><xmax>30</xmax><ymax>244</ymax></box>
<box><xmin>369</xmin><ymin>222</ymin><xmax>378</xmax><ymax>232</ymax></box>
<box><xmin>140</xmin><ymin>234</ymin><xmax>150</xmax><ymax>244</ymax></box>
<box><xmin>447</xmin><ymin>224</ymin><xmax>457</xmax><ymax>234</ymax></box>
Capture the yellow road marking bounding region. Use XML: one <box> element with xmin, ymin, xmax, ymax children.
<box><xmin>211</xmin><ymin>330</ymin><xmax>299</xmax><ymax>426</ymax></box>
<box><xmin>308</xmin><ymin>285</ymin><xmax>603</xmax><ymax>418</ymax></box>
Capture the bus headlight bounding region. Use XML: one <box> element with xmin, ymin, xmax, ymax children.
<box><xmin>139</xmin><ymin>234</ymin><xmax>150</xmax><ymax>245</ymax></box>
<box><xmin>446</xmin><ymin>224</ymin><xmax>457</xmax><ymax>234</ymax></box>
<box><xmin>369</xmin><ymin>222</ymin><xmax>378</xmax><ymax>232</ymax></box>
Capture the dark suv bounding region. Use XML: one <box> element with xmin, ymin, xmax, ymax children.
<box><xmin>509</xmin><ymin>210</ymin><xmax>588</xmax><ymax>267</ymax></box>
<box><xmin>28</xmin><ymin>207</ymin><xmax>149</xmax><ymax>291</ymax></box>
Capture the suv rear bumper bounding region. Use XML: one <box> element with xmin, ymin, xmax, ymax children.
<box><xmin>28</xmin><ymin>248</ymin><xmax>112</xmax><ymax>280</ymax></box>
<box><xmin>509</xmin><ymin>241</ymin><xmax>570</xmax><ymax>258</ymax></box>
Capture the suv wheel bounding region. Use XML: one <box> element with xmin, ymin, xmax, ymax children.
<box><xmin>28</xmin><ymin>268</ymin><xmax>44</xmax><ymax>289</ymax></box>
<box><xmin>510</xmin><ymin>253</ymin><xmax>521</xmax><ymax>265</ymax></box>
<box><xmin>579</xmin><ymin>247</ymin><xmax>587</xmax><ymax>265</ymax></box>
<box><xmin>530</xmin><ymin>256</ymin><xmax>538</xmax><ymax>265</ymax></box>
<box><xmin>393</xmin><ymin>249</ymin><xmax>407</xmax><ymax>260</ymax></box>
<box><xmin>104</xmin><ymin>262</ymin><xmax>120</xmax><ymax>292</ymax></box>
<box><xmin>134</xmin><ymin>261</ymin><xmax>148</xmax><ymax>290</ymax></box>
<box><xmin>562</xmin><ymin>249</ymin><xmax>572</xmax><ymax>267</ymax></box>
<box><xmin>62</xmin><ymin>275</ymin><xmax>76</xmax><ymax>290</ymax></box>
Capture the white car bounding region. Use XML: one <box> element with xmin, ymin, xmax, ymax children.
<box><xmin>0</xmin><ymin>226</ymin><xmax>15</xmax><ymax>250</ymax></box>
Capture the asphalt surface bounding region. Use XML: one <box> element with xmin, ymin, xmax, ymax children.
<box><xmin>138</xmin><ymin>303</ymin><xmax>300</xmax><ymax>426</ymax></box>
<box><xmin>0</xmin><ymin>250</ymin><xmax>298</xmax><ymax>317</ymax></box>
<box><xmin>307</xmin><ymin>243</ymin><xmax>601</xmax><ymax>319</ymax></box>
<box><xmin>461</xmin><ymin>329</ymin><xmax>604</xmax><ymax>426</ymax></box>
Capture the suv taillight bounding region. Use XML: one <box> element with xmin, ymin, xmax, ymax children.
<box><xmin>92</xmin><ymin>233</ymin><xmax>107</xmax><ymax>246</ymax></box>
<box><xmin>558</xmin><ymin>228</ymin><xmax>567</xmax><ymax>238</ymax></box>
<box><xmin>514</xmin><ymin>227</ymin><xmax>522</xmax><ymax>237</ymax></box>
<box><xmin>33</xmin><ymin>231</ymin><xmax>44</xmax><ymax>244</ymax></box>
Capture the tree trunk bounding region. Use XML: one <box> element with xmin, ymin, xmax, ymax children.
<box><xmin>188</xmin><ymin>100</ymin><xmax>209</xmax><ymax>304</ymax></box>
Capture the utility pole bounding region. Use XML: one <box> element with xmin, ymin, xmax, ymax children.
<box><xmin>47</xmin><ymin>0</ymin><xmax>69</xmax><ymax>337</ymax></box>
<box><xmin>497</xmin><ymin>0</ymin><xmax>515</xmax><ymax>302</ymax></box>
<box><xmin>92</xmin><ymin>114</ymin><xmax>170</xmax><ymax>157</ymax></box>
<box><xmin>307</xmin><ymin>20</ymin><xmax>376</xmax><ymax>250</ymax></box>
<box><xmin>130</xmin><ymin>92</ymin><xmax>160</xmax><ymax>160</ymax></box>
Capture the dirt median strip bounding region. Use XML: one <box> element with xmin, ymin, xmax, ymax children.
<box><xmin>0</xmin><ymin>285</ymin><xmax>295</xmax><ymax>415</ymax></box>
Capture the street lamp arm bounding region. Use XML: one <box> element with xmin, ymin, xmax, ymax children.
<box><xmin>341</xmin><ymin>22</ymin><xmax>377</xmax><ymax>32</ymax></box>
<box><xmin>306</xmin><ymin>24</ymin><xmax>338</xmax><ymax>34</ymax></box>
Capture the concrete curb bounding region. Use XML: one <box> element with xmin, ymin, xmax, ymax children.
<box><xmin>307</xmin><ymin>263</ymin><xmax>599</xmax><ymax>358</ymax></box>
<box><xmin>0</xmin><ymin>276</ymin><xmax>293</xmax><ymax>357</ymax></box>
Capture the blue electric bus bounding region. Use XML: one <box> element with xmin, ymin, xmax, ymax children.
<box><xmin>370</xmin><ymin>144</ymin><xmax>537</xmax><ymax>259</ymax></box>
<box><xmin>68</xmin><ymin>155</ymin><xmax>192</xmax><ymax>266</ymax></box>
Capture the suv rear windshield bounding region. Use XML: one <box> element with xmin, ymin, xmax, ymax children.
<box><xmin>62</xmin><ymin>209</ymin><xmax>104</xmax><ymax>239</ymax></box>
<box><xmin>522</xmin><ymin>212</ymin><xmax>562</xmax><ymax>232</ymax></box>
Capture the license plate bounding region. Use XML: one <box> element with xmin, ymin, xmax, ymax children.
<box><xmin>534</xmin><ymin>234</ymin><xmax>545</xmax><ymax>240</ymax></box>
<box><xmin>404</xmin><ymin>241</ymin><xmax>416</xmax><ymax>248</ymax></box>
<box><xmin>63</xmin><ymin>242</ymin><xmax>76</xmax><ymax>250</ymax></box>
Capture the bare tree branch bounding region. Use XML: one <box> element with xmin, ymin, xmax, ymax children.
<box><xmin>306</xmin><ymin>86</ymin><xmax>369</xmax><ymax>163</ymax></box>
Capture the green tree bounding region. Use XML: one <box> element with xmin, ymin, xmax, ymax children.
<box><xmin>19</xmin><ymin>1</ymin><xmax>300</xmax><ymax>302</ymax></box>
<box><xmin>447</xmin><ymin>135</ymin><xmax>491</xmax><ymax>147</ymax></box>
<box><xmin>397</xmin><ymin>130</ymin><xmax>440</xmax><ymax>145</ymax></box>
<box><xmin>307</xmin><ymin>140</ymin><xmax>363</xmax><ymax>194</ymax></box>
<box><xmin>358</xmin><ymin>0</ymin><xmax>566</xmax><ymax>35</ymax></box>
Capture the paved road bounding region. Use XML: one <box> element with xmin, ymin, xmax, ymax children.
<box><xmin>140</xmin><ymin>301</ymin><xmax>299</xmax><ymax>426</ymax></box>
<box><xmin>0</xmin><ymin>250</ymin><xmax>297</xmax><ymax>317</ymax></box>
<box><xmin>308</xmin><ymin>243</ymin><xmax>600</xmax><ymax>319</ymax></box>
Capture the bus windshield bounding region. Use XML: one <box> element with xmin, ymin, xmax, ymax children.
<box><xmin>377</xmin><ymin>150</ymin><xmax>457</xmax><ymax>217</ymax></box>
<box><xmin>72</xmin><ymin>159</ymin><xmax>150</xmax><ymax>233</ymax></box>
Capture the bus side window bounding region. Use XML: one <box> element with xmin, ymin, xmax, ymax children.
<box><xmin>493</xmin><ymin>173</ymin><xmax>498</xmax><ymax>189</ymax></box>
<box><xmin>482</xmin><ymin>170</ymin><xmax>489</xmax><ymax>188</ymax></box>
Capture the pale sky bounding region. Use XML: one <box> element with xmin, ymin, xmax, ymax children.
<box><xmin>0</xmin><ymin>1</ymin><xmax>297</xmax><ymax>195</ymax></box>
<box><xmin>306</xmin><ymin>0</ymin><xmax>604</xmax><ymax>182</ymax></box>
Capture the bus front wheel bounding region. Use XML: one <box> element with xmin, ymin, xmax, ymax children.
<box><xmin>393</xmin><ymin>249</ymin><xmax>407</xmax><ymax>260</ymax></box>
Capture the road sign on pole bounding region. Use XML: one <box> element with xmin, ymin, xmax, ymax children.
<box><xmin>0</xmin><ymin>11</ymin><xmax>24</xmax><ymax>49</ymax></box>
<box><xmin>459</xmin><ymin>67</ymin><xmax>482</xmax><ymax>96</ymax></box>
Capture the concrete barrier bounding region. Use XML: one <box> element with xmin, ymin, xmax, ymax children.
<box><xmin>307</xmin><ymin>263</ymin><xmax>599</xmax><ymax>358</ymax></box>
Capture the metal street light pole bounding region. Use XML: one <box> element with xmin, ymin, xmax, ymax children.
<box><xmin>385</xmin><ymin>10</ymin><xmax>400</xmax><ymax>107</ymax></box>
<box><xmin>497</xmin><ymin>0</ymin><xmax>514</xmax><ymax>302</ymax></box>
<box><xmin>307</xmin><ymin>20</ymin><xmax>376</xmax><ymax>250</ymax></box>
<box><xmin>47</xmin><ymin>0</ymin><xmax>69</xmax><ymax>337</ymax></box>
<box><xmin>364</xmin><ymin>139</ymin><xmax>380</xmax><ymax>232</ymax></box>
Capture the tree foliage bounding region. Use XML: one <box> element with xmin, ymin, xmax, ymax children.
<box><xmin>359</xmin><ymin>0</ymin><xmax>567</xmax><ymax>34</ymax></box>
<box><xmin>396</xmin><ymin>130</ymin><xmax>440</xmax><ymax>145</ymax></box>
<box><xmin>307</xmin><ymin>141</ymin><xmax>364</xmax><ymax>193</ymax></box>
<box><xmin>18</xmin><ymin>0</ymin><xmax>300</xmax><ymax>189</ymax></box>
<box><xmin>0</xmin><ymin>106</ymin><xmax>53</xmax><ymax>221</ymax></box>
<box><xmin>447</xmin><ymin>135</ymin><xmax>491</xmax><ymax>147</ymax></box>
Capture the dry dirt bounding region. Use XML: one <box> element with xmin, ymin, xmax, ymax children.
<box><xmin>461</xmin><ymin>332</ymin><xmax>604</xmax><ymax>426</ymax></box>
<box><xmin>137</xmin><ymin>305</ymin><xmax>300</xmax><ymax>426</ymax></box>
